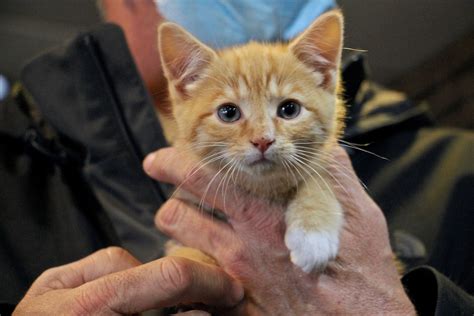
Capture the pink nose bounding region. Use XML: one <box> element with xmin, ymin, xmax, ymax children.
<box><xmin>251</xmin><ymin>138</ymin><xmax>275</xmax><ymax>153</ymax></box>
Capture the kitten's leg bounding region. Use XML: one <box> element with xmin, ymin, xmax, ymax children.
<box><xmin>165</xmin><ymin>240</ymin><xmax>217</xmax><ymax>265</ymax></box>
<box><xmin>285</xmin><ymin>181</ymin><xmax>343</xmax><ymax>273</ymax></box>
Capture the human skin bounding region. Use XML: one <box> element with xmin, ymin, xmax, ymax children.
<box><xmin>106</xmin><ymin>1</ymin><xmax>415</xmax><ymax>313</ymax></box>
<box><xmin>143</xmin><ymin>145</ymin><xmax>416</xmax><ymax>315</ymax></box>
<box><xmin>13</xmin><ymin>247</ymin><xmax>243</xmax><ymax>315</ymax></box>
<box><xmin>101</xmin><ymin>0</ymin><xmax>170</xmax><ymax>113</ymax></box>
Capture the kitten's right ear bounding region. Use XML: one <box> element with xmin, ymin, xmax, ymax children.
<box><xmin>289</xmin><ymin>10</ymin><xmax>344</xmax><ymax>91</ymax></box>
<box><xmin>158</xmin><ymin>23</ymin><xmax>216</xmax><ymax>98</ymax></box>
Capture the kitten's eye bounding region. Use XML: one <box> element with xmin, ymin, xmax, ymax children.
<box><xmin>217</xmin><ymin>103</ymin><xmax>241</xmax><ymax>123</ymax></box>
<box><xmin>277</xmin><ymin>100</ymin><xmax>301</xmax><ymax>119</ymax></box>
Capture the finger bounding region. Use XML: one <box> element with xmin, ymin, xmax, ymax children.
<box><xmin>76</xmin><ymin>256</ymin><xmax>244</xmax><ymax>314</ymax></box>
<box><xmin>328</xmin><ymin>146</ymin><xmax>388</xmax><ymax>235</ymax></box>
<box><xmin>143</xmin><ymin>147</ymin><xmax>272</xmax><ymax>222</ymax></box>
<box><xmin>156</xmin><ymin>198</ymin><xmax>236</xmax><ymax>258</ymax></box>
<box><xmin>326</xmin><ymin>146</ymin><xmax>364</xmax><ymax>194</ymax></box>
<box><xmin>326</xmin><ymin>146</ymin><xmax>374</xmax><ymax>210</ymax></box>
<box><xmin>29</xmin><ymin>247</ymin><xmax>140</xmax><ymax>295</ymax></box>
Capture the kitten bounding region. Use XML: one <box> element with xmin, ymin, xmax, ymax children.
<box><xmin>157</xmin><ymin>10</ymin><xmax>345</xmax><ymax>273</ymax></box>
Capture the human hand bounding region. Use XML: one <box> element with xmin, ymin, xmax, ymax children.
<box><xmin>144</xmin><ymin>146</ymin><xmax>416</xmax><ymax>315</ymax></box>
<box><xmin>13</xmin><ymin>247</ymin><xmax>243</xmax><ymax>315</ymax></box>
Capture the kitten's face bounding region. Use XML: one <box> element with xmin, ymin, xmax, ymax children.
<box><xmin>159</xmin><ymin>11</ymin><xmax>344</xmax><ymax>186</ymax></box>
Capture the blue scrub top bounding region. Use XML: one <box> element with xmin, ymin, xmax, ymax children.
<box><xmin>155</xmin><ymin>0</ymin><xmax>336</xmax><ymax>49</ymax></box>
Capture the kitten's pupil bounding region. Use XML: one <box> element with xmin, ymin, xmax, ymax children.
<box><xmin>217</xmin><ymin>103</ymin><xmax>241</xmax><ymax>123</ymax></box>
<box><xmin>277</xmin><ymin>100</ymin><xmax>301</xmax><ymax>119</ymax></box>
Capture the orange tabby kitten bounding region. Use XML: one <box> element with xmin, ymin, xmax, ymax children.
<box><xmin>157</xmin><ymin>10</ymin><xmax>345</xmax><ymax>272</ymax></box>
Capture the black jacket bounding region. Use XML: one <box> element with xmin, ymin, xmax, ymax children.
<box><xmin>0</xmin><ymin>24</ymin><xmax>473</xmax><ymax>315</ymax></box>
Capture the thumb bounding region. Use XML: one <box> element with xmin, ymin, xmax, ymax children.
<box><xmin>73</xmin><ymin>256</ymin><xmax>244</xmax><ymax>314</ymax></box>
<box><xmin>326</xmin><ymin>146</ymin><xmax>381</xmax><ymax>220</ymax></box>
<box><xmin>327</xmin><ymin>145</ymin><xmax>365</xmax><ymax>197</ymax></box>
<box><xmin>27</xmin><ymin>247</ymin><xmax>140</xmax><ymax>296</ymax></box>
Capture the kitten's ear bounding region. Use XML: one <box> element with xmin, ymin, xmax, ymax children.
<box><xmin>158</xmin><ymin>22</ymin><xmax>216</xmax><ymax>98</ymax></box>
<box><xmin>289</xmin><ymin>10</ymin><xmax>344</xmax><ymax>90</ymax></box>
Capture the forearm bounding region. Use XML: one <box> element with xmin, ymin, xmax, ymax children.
<box><xmin>100</xmin><ymin>0</ymin><xmax>168</xmax><ymax>105</ymax></box>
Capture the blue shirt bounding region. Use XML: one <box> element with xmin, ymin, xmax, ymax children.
<box><xmin>155</xmin><ymin>0</ymin><xmax>336</xmax><ymax>49</ymax></box>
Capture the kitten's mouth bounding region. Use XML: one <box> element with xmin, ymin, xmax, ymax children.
<box><xmin>248</xmin><ymin>156</ymin><xmax>274</xmax><ymax>167</ymax></box>
<box><xmin>250</xmin><ymin>157</ymin><xmax>269</xmax><ymax>164</ymax></box>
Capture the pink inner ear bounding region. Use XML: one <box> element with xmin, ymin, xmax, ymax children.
<box><xmin>159</xmin><ymin>23</ymin><xmax>216</xmax><ymax>98</ymax></box>
<box><xmin>168</xmin><ymin>48</ymin><xmax>213</xmax><ymax>98</ymax></box>
<box><xmin>290</xmin><ymin>11</ymin><xmax>343</xmax><ymax>90</ymax></box>
<box><xmin>175</xmin><ymin>73</ymin><xmax>201</xmax><ymax>98</ymax></box>
<box><xmin>166</xmin><ymin>42</ymin><xmax>204</xmax><ymax>80</ymax></box>
<box><xmin>292</xmin><ymin>46</ymin><xmax>336</xmax><ymax>90</ymax></box>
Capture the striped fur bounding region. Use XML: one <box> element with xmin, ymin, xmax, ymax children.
<box><xmin>158</xmin><ymin>10</ymin><xmax>346</xmax><ymax>272</ymax></box>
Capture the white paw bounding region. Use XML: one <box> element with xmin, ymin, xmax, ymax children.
<box><xmin>285</xmin><ymin>227</ymin><xmax>339</xmax><ymax>273</ymax></box>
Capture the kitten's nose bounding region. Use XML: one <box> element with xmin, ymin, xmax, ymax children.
<box><xmin>251</xmin><ymin>138</ymin><xmax>275</xmax><ymax>153</ymax></box>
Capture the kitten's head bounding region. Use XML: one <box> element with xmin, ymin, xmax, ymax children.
<box><xmin>158</xmin><ymin>10</ymin><xmax>344</xmax><ymax>193</ymax></box>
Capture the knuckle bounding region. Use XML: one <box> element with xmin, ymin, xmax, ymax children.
<box><xmin>206</xmin><ymin>228</ymin><xmax>224</xmax><ymax>251</ymax></box>
<box><xmin>158</xmin><ymin>257</ymin><xmax>193</xmax><ymax>295</ymax></box>
<box><xmin>36</xmin><ymin>267</ymin><xmax>68</xmax><ymax>290</ymax></box>
<box><xmin>71</xmin><ymin>280</ymin><xmax>117</xmax><ymax>316</ymax></box>
<box><xmin>233</xmin><ymin>199</ymin><xmax>257</xmax><ymax>222</ymax></box>
<box><xmin>38</xmin><ymin>267</ymin><xmax>57</xmax><ymax>281</ymax></box>
<box><xmin>103</xmin><ymin>246</ymin><xmax>133</xmax><ymax>262</ymax></box>
<box><xmin>223</xmin><ymin>246</ymin><xmax>248</xmax><ymax>269</ymax></box>
<box><xmin>83</xmin><ymin>274</ymin><xmax>126</xmax><ymax>314</ymax></box>
<box><xmin>156</xmin><ymin>199</ymin><xmax>186</xmax><ymax>229</ymax></box>
<box><xmin>71</xmin><ymin>289</ymin><xmax>99</xmax><ymax>315</ymax></box>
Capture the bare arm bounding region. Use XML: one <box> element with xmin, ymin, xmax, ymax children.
<box><xmin>101</xmin><ymin>0</ymin><xmax>169</xmax><ymax>112</ymax></box>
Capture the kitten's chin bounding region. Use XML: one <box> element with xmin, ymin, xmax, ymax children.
<box><xmin>239</xmin><ymin>168</ymin><xmax>297</xmax><ymax>200</ymax></box>
<box><xmin>247</xmin><ymin>158</ymin><xmax>275</xmax><ymax>170</ymax></box>
<box><xmin>243</xmin><ymin>158</ymin><xmax>279</xmax><ymax>176</ymax></box>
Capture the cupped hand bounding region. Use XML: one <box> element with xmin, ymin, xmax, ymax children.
<box><xmin>144</xmin><ymin>146</ymin><xmax>416</xmax><ymax>315</ymax></box>
<box><xmin>14</xmin><ymin>247</ymin><xmax>243</xmax><ymax>315</ymax></box>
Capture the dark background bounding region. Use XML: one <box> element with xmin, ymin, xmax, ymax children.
<box><xmin>0</xmin><ymin>0</ymin><xmax>472</xmax><ymax>128</ymax></box>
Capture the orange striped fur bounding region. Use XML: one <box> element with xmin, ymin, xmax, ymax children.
<box><xmin>158</xmin><ymin>10</ymin><xmax>346</xmax><ymax>272</ymax></box>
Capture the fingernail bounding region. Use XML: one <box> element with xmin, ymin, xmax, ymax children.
<box><xmin>143</xmin><ymin>152</ymin><xmax>156</xmax><ymax>173</ymax></box>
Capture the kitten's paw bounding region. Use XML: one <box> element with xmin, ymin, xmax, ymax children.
<box><xmin>285</xmin><ymin>227</ymin><xmax>339</xmax><ymax>273</ymax></box>
<box><xmin>164</xmin><ymin>239</ymin><xmax>182</xmax><ymax>256</ymax></box>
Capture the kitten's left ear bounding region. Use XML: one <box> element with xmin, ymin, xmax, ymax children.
<box><xmin>289</xmin><ymin>10</ymin><xmax>344</xmax><ymax>91</ymax></box>
<box><xmin>158</xmin><ymin>22</ymin><xmax>217</xmax><ymax>98</ymax></box>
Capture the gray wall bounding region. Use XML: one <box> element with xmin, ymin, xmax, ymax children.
<box><xmin>339</xmin><ymin>0</ymin><xmax>474</xmax><ymax>84</ymax></box>
<box><xmin>0</xmin><ymin>0</ymin><xmax>101</xmax><ymax>81</ymax></box>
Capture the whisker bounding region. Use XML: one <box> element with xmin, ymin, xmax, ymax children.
<box><xmin>338</xmin><ymin>139</ymin><xmax>371</xmax><ymax>147</ymax></box>
<box><xmin>295</xmin><ymin>149</ymin><xmax>369</xmax><ymax>191</ymax></box>
<box><xmin>171</xmin><ymin>151</ymin><xmax>226</xmax><ymax>200</ymax></box>
<box><xmin>223</xmin><ymin>158</ymin><xmax>240</xmax><ymax>212</ymax></box>
<box><xmin>286</xmin><ymin>158</ymin><xmax>311</xmax><ymax>195</ymax></box>
<box><xmin>291</xmin><ymin>155</ymin><xmax>332</xmax><ymax>194</ymax></box>
<box><xmin>198</xmin><ymin>157</ymin><xmax>234</xmax><ymax>214</ymax></box>
<box><xmin>343</xmin><ymin>47</ymin><xmax>368</xmax><ymax>53</ymax></box>
<box><xmin>280</xmin><ymin>159</ymin><xmax>294</xmax><ymax>188</ymax></box>
<box><xmin>338</xmin><ymin>143</ymin><xmax>389</xmax><ymax>161</ymax></box>
<box><xmin>215</xmin><ymin>157</ymin><xmax>238</xmax><ymax>214</ymax></box>
<box><xmin>295</xmin><ymin>153</ymin><xmax>351</xmax><ymax>198</ymax></box>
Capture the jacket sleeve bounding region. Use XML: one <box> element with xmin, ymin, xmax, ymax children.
<box><xmin>403</xmin><ymin>266</ymin><xmax>474</xmax><ymax>316</ymax></box>
<box><xmin>0</xmin><ymin>302</ymin><xmax>15</xmax><ymax>315</ymax></box>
